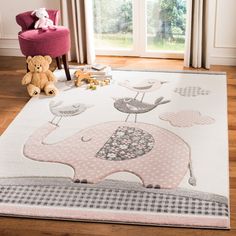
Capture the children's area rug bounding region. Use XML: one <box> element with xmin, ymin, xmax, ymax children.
<box><xmin>0</xmin><ymin>69</ymin><xmax>229</xmax><ymax>229</ymax></box>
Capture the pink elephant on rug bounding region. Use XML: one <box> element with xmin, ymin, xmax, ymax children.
<box><xmin>23</xmin><ymin>121</ymin><xmax>193</xmax><ymax>189</ymax></box>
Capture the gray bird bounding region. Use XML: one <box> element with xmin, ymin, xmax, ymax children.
<box><xmin>113</xmin><ymin>97</ymin><xmax>170</xmax><ymax>122</ymax></box>
<box><xmin>119</xmin><ymin>79</ymin><xmax>167</xmax><ymax>102</ymax></box>
<box><xmin>49</xmin><ymin>101</ymin><xmax>92</xmax><ymax>125</ymax></box>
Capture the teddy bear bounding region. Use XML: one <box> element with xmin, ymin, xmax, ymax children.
<box><xmin>31</xmin><ymin>8</ymin><xmax>57</xmax><ymax>31</ymax></box>
<box><xmin>22</xmin><ymin>55</ymin><xmax>58</xmax><ymax>97</ymax></box>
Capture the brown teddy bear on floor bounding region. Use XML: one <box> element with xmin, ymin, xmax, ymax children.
<box><xmin>22</xmin><ymin>55</ymin><xmax>58</xmax><ymax>97</ymax></box>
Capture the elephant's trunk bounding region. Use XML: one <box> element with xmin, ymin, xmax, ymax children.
<box><xmin>23</xmin><ymin>122</ymin><xmax>60</xmax><ymax>162</ymax></box>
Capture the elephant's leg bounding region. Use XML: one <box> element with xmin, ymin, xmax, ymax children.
<box><xmin>125</xmin><ymin>165</ymin><xmax>168</xmax><ymax>189</ymax></box>
<box><xmin>73</xmin><ymin>162</ymin><xmax>128</xmax><ymax>184</ymax></box>
<box><xmin>140</xmin><ymin>174</ymin><xmax>162</xmax><ymax>189</ymax></box>
<box><xmin>74</xmin><ymin>172</ymin><xmax>103</xmax><ymax>184</ymax></box>
<box><xmin>130</xmin><ymin>164</ymin><xmax>184</xmax><ymax>189</ymax></box>
<box><xmin>73</xmin><ymin>162</ymin><xmax>104</xmax><ymax>184</ymax></box>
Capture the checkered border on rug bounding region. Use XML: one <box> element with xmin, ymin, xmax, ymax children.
<box><xmin>0</xmin><ymin>184</ymin><xmax>228</xmax><ymax>217</ymax></box>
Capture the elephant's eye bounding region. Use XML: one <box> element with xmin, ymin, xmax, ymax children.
<box><xmin>81</xmin><ymin>136</ymin><xmax>92</xmax><ymax>142</ymax></box>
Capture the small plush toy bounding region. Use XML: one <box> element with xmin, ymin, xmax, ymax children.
<box><xmin>31</xmin><ymin>8</ymin><xmax>57</xmax><ymax>31</ymax></box>
<box><xmin>22</xmin><ymin>55</ymin><xmax>58</xmax><ymax>97</ymax></box>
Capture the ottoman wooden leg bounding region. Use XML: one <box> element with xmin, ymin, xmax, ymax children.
<box><xmin>26</xmin><ymin>56</ymin><xmax>29</xmax><ymax>72</ymax></box>
<box><xmin>62</xmin><ymin>54</ymin><xmax>71</xmax><ymax>81</ymax></box>
<box><xmin>56</xmin><ymin>57</ymin><xmax>62</xmax><ymax>69</ymax></box>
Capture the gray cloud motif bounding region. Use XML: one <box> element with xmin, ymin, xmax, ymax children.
<box><xmin>175</xmin><ymin>86</ymin><xmax>210</xmax><ymax>97</ymax></box>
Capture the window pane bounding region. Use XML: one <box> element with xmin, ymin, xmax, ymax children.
<box><xmin>147</xmin><ymin>0</ymin><xmax>186</xmax><ymax>51</ymax></box>
<box><xmin>93</xmin><ymin>0</ymin><xmax>133</xmax><ymax>50</ymax></box>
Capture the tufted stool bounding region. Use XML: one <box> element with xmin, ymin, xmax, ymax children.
<box><xmin>16</xmin><ymin>10</ymin><xmax>71</xmax><ymax>80</ymax></box>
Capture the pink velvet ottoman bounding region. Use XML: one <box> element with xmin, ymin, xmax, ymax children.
<box><xmin>16</xmin><ymin>10</ymin><xmax>71</xmax><ymax>80</ymax></box>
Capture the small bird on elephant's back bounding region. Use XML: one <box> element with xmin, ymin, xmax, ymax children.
<box><xmin>113</xmin><ymin>97</ymin><xmax>170</xmax><ymax>122</ymax></box>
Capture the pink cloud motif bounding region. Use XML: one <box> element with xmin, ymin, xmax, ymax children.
<box><xmin>159</xmin><ymin>110</ymin><xmax>215</xmax><ymax>127</ymax></box>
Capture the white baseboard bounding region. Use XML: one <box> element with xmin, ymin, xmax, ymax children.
<box><xmin>210</xmin><ymin>56</ymin><xmax>236</xmax><ymax>66</ymax></box>
<box><xmin>0</xmin><ymin>48</ymin><xmax>23</xmax><ymax>56</ymax></box>
<box><xmin>0</xmin><ymin>38</ymin><xmax>23</xmax><ymax>56</ymax></box>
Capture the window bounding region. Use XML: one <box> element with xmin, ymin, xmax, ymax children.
<box><xmin>93</xmin><ymin>0</ymin><xmax>133</xmax><ymax>50</ymax></box>
<box><xmin>92</xmin><ymin>0</ymin><xmax>187</xmax><ymax>58</ymax></box>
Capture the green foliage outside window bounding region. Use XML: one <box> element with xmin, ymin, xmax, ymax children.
<box><xmin>93</xmin><ymin>0</ymin><xmax>186</xmax><ymax>51</ymax></box>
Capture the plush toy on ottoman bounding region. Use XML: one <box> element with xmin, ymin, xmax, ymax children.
<box><xmin>31</xmin><ymin>8</ymin><xmax>57</xmax><ymax>31</ymax></box>
<box><xmin>22</xmin><ymin>55</ymin><xmax>58</xmax><ymax>97</ymax></box>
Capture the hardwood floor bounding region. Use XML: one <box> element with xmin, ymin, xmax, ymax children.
<box><xmin>0</xmin><ymin>56</ymin><xmax>235</xmax><ymax>236</ymax></box>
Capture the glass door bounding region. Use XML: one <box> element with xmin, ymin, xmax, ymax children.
<box><xmin>92</xmin><ymin>0</ymin><xmax>187</xmax><ymax>58</ymax></box>
<box><xmin>93</xmin><ymin>0</ymin><xmax>135</xmax><ymax>55</ymax></box>
<box><xmin>144</xmin><ymin>0</ymin><xmax>186</xmax><ymax>58</ymax></box>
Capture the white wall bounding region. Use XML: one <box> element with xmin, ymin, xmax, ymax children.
<box><xmin>208</xmin><ymin>0</ymin><xmax>236</xmax><ymax>66</ymax></box>
<box><xmin>0</xmin><ymin>0</ymin><xmax>61</xmax><ymax>56</ymax></box>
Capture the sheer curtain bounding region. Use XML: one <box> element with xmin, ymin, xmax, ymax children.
<box><xmin>184</xmin><ymin>0</ymin><xmax>210</xmax><ymax>69</ymax></box>
<box><xmin>61</xmin><ymin>0</ymin><xmax>95</xmax><ymax>64</ymax></box>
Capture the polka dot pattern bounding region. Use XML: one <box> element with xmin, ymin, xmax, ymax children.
<box><xmin>175</xmin><ymin>86</ymin><xmax>210</xmax><ymax>97</ymax></box>
<box><xmin>23</xmin><ymin>122</ymin><xmax>190</xmax><ymax>189</ymax></box>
